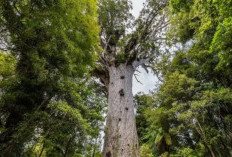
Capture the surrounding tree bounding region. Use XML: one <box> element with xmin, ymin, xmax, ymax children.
<box><xmin>0</xmin><ymin>0</ymin><xmax>101</xmax><ymax>156</ymax></box>
<box><xmin>136</xmin><ymin>0</ymin><xmax>232</xmax><ymax>156</ymax></box>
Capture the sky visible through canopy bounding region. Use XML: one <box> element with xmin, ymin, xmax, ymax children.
<box><xmin>131</xmin><ymin>0</ymin><xmax>157</xmax><ymax>94</ymax></box>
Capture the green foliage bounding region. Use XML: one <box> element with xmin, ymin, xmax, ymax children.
<box><xmin>115</xmin><ymin>52</ymin><xmax>126</xmax><ymax>66</ymax></box>
<box><xmin>140</xmin><ymin>144</ymin><xmax>153</xmax><ymax>157</ymax></box>
<box><xmin>170</xmin><ymin>0</ymin><xmax>193</xmax><ymax>12</ymax></box>
<box><xmin>0</xmin><ymin>52</ymin><xmax>16</xmax><ymax>78</ymax></box>
<box><xmin>98</xmin><ymin>0</ymin><xmax>133</xmax><ymax>45</ymax></box>
<box><xmin>135</xmin><ymin>94</ymin><xmax>153</xmax><ymax>144</ymax></box>
<box><xmin>0</xmin><ymin>0</ymin><xmax>102</xmax><ymax>156</ymax></box>
<box><xmin>136</xmin><ymin>72</ymin><xmax>232</xmax><ymax>156</ymax></box>
<box><xmin>210</xmin><ymin>17</ymin><xmax>232</xmax><ymax>70</ymax></box>
<box><xmin>137</xmin><ymin>1</ymin><xmax>232</xmax><ymax>156</ymax></box>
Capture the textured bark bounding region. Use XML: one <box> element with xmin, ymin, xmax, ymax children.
<box><xmin>102</xmin><ymin>63</ymin><xmax>139</xmax><ymax>157</ymax></box>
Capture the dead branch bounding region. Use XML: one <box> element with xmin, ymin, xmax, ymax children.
<box><xmin>134</xmin><ymin>74</ymin><xmax>143</xmax><ymax>85</ymax></box>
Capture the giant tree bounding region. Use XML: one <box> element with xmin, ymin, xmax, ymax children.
<box><xmin>97</xmin><ymin>0</ymin><xmax>169</xmax><ymax>156</ymax></box>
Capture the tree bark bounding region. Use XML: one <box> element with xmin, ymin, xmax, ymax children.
<box><xmin>102</xmin><ymin>63</ymin><xmax>139</xmax><ymax>157</ymax></box>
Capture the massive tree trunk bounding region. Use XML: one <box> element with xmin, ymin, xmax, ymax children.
<box><xmin>98</xmin><ymin>1</ymin><xmax>168</xmax><ymax>156</ymax></box>
<box><xmin>102</xmin><ymin>63</ymin><xmax>139</xmax><ymax>157</ymax></box>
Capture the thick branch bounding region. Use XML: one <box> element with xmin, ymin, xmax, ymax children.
<box><xmin>124</xmin><ymin>0</ymin><xmax>169</xmax><ymax>62</ymax></box>
<box><xmin>92</xmin><ymin>68</ymin><xmax>109</xmax><ymax>87</ymax></box>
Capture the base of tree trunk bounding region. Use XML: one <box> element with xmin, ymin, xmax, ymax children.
<box><xmin>102</xmin><ymin>64</ymin><xmax>139</xmax><ymax>157</ymax></box>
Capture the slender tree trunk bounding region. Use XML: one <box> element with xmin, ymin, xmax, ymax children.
<box><xmin>102</xmin><ymin>64</ymin><xmax>139</xmax><ymax>157</ymax></box>
<box><xmin>38</xmin><ymin>142</ymin><xmax>45</xmax><ymax>157</ymax></box>
<box><xmin>196</xmin><ymin>122</ymin><xmax>216</xmax><ymax>157</ymax></box>
<box><xmin>63</xmin><ymin>135</ymin><xmax>74</xmax><ymax>157</ymax></box>
<box><xmin>91</xmin><ymin>138</ymin><xmax>98</xmax><ymax>157</ymax></box>
<box><xmin>206</xmin><ymin>145</ymin><xmax>215</xmax><ymax>157</ymax></box>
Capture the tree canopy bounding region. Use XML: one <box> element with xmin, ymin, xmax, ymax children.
<box><xmin>0</xmin><ymin>0</ymin><xmax>103</xmax><ymax>156</ymax></box>
<box><xmin>136</xmin><ymin>0</ymin><xmax>232</xmax><ymax>156</ymax></box>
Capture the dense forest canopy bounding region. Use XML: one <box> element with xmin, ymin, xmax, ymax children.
<box><xmin>0</xmin><ymin>0</ymin><xmax>104</xmax><ymax>156</ymax></box>
<box><xmin>0</xmin><ymin>0</ymin><xmax>232</xmax><ymax>156</ymax></box>
<box><xmin>137</xmin><ymin>0</ymin><xmax>232</xmax><ymax>156</ymax></box>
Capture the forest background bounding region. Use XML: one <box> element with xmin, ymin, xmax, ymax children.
<box><xmin>0</xmin><ymin>0</ymin><xmax>232</xmax><ymax>156</ymax></box>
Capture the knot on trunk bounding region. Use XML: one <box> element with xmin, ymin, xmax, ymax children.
<box><xmin>119</xmin><ymin>89</ymin><xmax>124</xmax><ymax>96</ymax></box>
<box><xmin>120</xmin><ymin>76</ymin><xmax>125</xmax><ymax>79</ymax></box>
<box><xmin>106</xmin><ymin>152</ymin><xmax>111</xmax><ymax>157</ymax></box>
